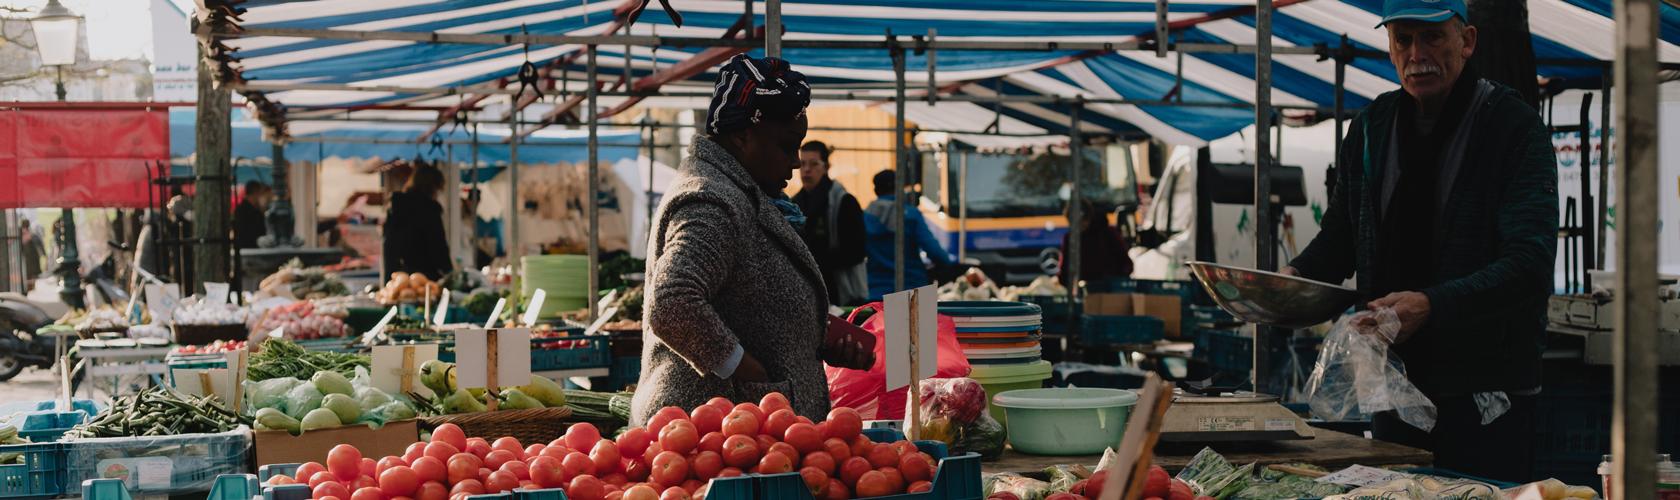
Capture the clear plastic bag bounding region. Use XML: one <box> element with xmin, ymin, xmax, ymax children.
<box><xmin>984</xmin><ymin>473</ymin><xmax>1054</xmax><ymax>500</ymax></box>
<box><xmin>244</xmin><ymin>377</ymin><xmax>303</xmax><ymax>414</ymax></box>
<box><xmin>1044</xmin><ymin>465</ymin><xmax>1078</xmax><ymax>493</ymax></box>
<box><xmin>1304</xmin><ymin>308</ymin><xmax>1438</xmax><ymax>432</ymax></box>
<box><xmin>918</xmin><ymin>377</ymin><xmax>988</xmax><ymax>426</ymax></box>
<box><xmin>283</xmin><ymin>382</ymin><xmax>324</xmax><ymax>421</ymax></box>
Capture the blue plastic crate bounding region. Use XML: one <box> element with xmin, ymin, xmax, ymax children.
<box><xmin>744</xmin><ymin>440</ymin><xmax>980</xmax><ymax>500</ymax></box>
<box><xmin>256</xmin><ymin>464</ymin><xmax>299</xmax><ymax>483</ymax></box>
<box><xmin>1187</xmin><ymin>306</ymin><xmax>1237</xmax><ymax>326</ymax></box>
<box><xmin>14</xmin><ymin>410</ymin><xmax>86</xmax><ymax>443</ymax></box>
<box><xmin>587</xmin><ymin>356</ymin><xmax>644</xmax><ymax>392</ymax></box>
<box><xmin>1050</xmin><ymin>362</ymin><xmax>1147</xmax><ymax>389</ymax></box>
<box><xmin>1080</xmin><ymin>315</ymin><xmax>1165</xmax><ymax>345</ymax></box>
<box><xmin>1204</xmin><ymin>329</ymin><xmax>1253</xmax><ymax>372</ymax></box>
<box><xmin>82</xmin><ymin>478</ymin><xmax>133</xmax><ymax>500</ymax></box>
<box><xmin>861</xmin><ymin>427</ymin><xmax>905</xmax><ymax>443</ymax></box>
<box><xmin>263</xmin><ymin>483</ymin><xmax>311</xmax><ymax>500</ymax></box>
<box><xmin>207</xmin><ymin>474</ymin><xmax>262</xmax><ymax>500</ymax></box>
<box><xmin>1134</xmin><ymin>279</ymin><xmax>1216</xmax><ymax>307</ymax></box>
<box><xmin>64</xmin><ymin>427</ymin><xmax>252</xmax><ymax>497</ymax></box>
<box><xmin>530</xmin><ymin>335</ymin><xmax>611</xmax><ymax>370</ymax></box>
<box><xmin>0</xmin><ymin>443</ymin><xmax>65</xmax><ymax>500</ymax></box>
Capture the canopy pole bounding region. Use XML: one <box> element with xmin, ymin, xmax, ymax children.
<box><xmin>926</xmin><ymin>29</ymin><xmax>937</xmax><ymax>106</ymax></box>
<box><xmin>1597</xmin><ymin>72</ymin><xmax>1611</xmax><ymax>269</ymax></box>
<box><xmin>1067</xmin><ymin>102</ymin><xmax>1084</xmax><ymax>324</ymax></box>
<box><xmin>644</xmin><ymin>114</ymin><xmax>655</xmax><ymax>243</ymax></box>
<box><xmin>766</xmin><ymin>0</ymin><xmax>782</xmax><ymax>57</ymax></box>
<box><xmin>1155</xmin><ymin>0</ymin><xmax>1169</xmax><ymax>58</ymax></box>
<box><xmin>588</xmin><ymin>45</ymin><xmax>601</xmax><ymax>322</ymax></box>
<box><xmin>958</xmin><ymin>147</ymin><xmax>968</xmax><ymax>263</ymax></box>
<box><xmin>1333</xmin><ymin>35</ymin><xmax>1346</xmax><ymax>170</ymax></box>
<box><xmin>446</xmin><ymin>143</ymin><xmax>461</xmax><ymax>268</ymax></box>
<box><xmin>1611</xmin><ymin>0</ymin><xmax>1660</xmax><ymax>493</ymax></box>
<box><xmin>892</xmin><ymin>37</ymin><xmax>907</xmax><ymax>295</ymax></box>
<box><xmin>194</xmin><ymin>44</ymin><xmax>232</xmax><ymax>297</ymax></box>
<box><xmin>510</xmin><ymin>107</ymin><xmax>522</xmax><ymax>311</ymax></box>
<box><xmin>1175</xmin><ymin>33</ymin><xmax>1185</xmax><ymax>102</ymax></box>
<box><xmin>472</xmin><ymin>125</ymin><xmax>481</xmax><ymax>266</ymax></box>
<box><xmin>1251</xmin><ymin>0</ymin><xmax>1275</xmax><ymax>395</ymax></box>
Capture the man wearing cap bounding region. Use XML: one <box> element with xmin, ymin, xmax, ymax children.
<box><xmin>1281</xmin><ymin>0</ymin><xmax>1557</xmax><ymax>481</ymax></box>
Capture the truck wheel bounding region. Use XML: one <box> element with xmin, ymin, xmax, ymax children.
<box><xmin>0</xmin><ymin>355</ymin><xmax>23</xmax><ymax>381</ymax></box>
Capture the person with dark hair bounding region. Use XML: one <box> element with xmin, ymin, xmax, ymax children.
<box><xmin>233</xmin><ymin>181</ymin><xmax>273</xmax><ymax>249</ymax></box>
<box><xmin>791</xmin><ymin>141</ymin><xmax>867</xmax><ymax>306</ymax></box>
<box><xmin>861</xmin><ymin>169</ymin><xmax>953</xmax><ymax>301</ymax></box>
<box><xmin>634</xmin><ymin>55</ymin><xmax>873</xmax><ymax>427</ymax></box>
<box><xmin>1058</xmin><ymin>197</ymin><xmax>1131</xmax><ymax>288</ymax></box>
<box><xmin>382</xmin><ymin>162</ymin><xmax>453</xmax><ymax>280</ymax></box>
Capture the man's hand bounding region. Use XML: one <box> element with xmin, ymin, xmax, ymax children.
<box><xmin>823</xmin><ymin>333</ymin><xmax>875</xmax><ymax>370</ymax></box>
<box><xmin>1367</xmin><ymin>291</ymin><xmax>1431</xmax><ymax>343</ymax></box>
<box><xmin>1279</xmin><ymin>266</ymin><xmax>1302</xmax><ymax>277</ymax></box>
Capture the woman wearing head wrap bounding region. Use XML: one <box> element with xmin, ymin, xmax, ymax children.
<box><xmin>632</xmin><ymin>55</ymin><xmax>873</xmax><ymax>425</ymax></box>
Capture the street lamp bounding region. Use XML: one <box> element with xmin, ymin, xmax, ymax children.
<box><xmin>29</xmin><ymin>0</ymin><xmax>80</xmax><ymax>101</ymax></box>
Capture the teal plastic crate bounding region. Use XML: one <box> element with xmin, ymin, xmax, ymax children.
<box><xmin>256</xmin><ymin>464</ymin><xmax>299</xmax><ymax>483</ymax></box>
<box><xmin>0</xmin><ymin>443</ymin><xmax>65</xmax><ymax>500</ymax></box>
<box><xmin>64</xmin><ymin>427</ymin><xmax>252</xmax><ymax>497</ymax></box>
<box><xmin>1080</xmin><ymin>315</ymin><xmax>1165</xmax><ymax>345</ymax></box>
<box><xmin>207</xmin><ymin>474</ymin><xmax>261</xmax><ymax>500</ymax></box>
<box><xmin>82</xmin><ymin>478</ymin><xmax>133</xmax><ymax>500</ymax></box>
<box><xmin>263</xmin><ymin>483</ymin><xmax>311</xmax><ymax>500</ymax></box>
<box><xmin>741</xmin><ymin>440</ymin><xmax>979</xmax><ymax>500</ymax></box>
<box><xmin>14</xmin><ymin>410</ymin><xmax>87</xmax><ymax>442</ymax></box>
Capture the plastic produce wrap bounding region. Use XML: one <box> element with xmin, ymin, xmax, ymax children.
<box><xmin>826</xmin><ymin>301</ymin><xmax>972</xmax><ymax>420</ymax></box>
<box><xmin>1259</xmin><ymin>463</ymin><xmax>1326</xmax><ymax>481</ymax></box>
<box><xmin>920</xmin><ymin>377</ymin><xmax>989</xmax><ymax>425</ymax></box>
<box><xmin>1324</xmin><ymin>477</ymin><xmax>1501</xmax><ymax>500</ymax></box>
<box><xmin>283</xmin><ymin>382</ymin><xmax>324</xmax><ymax>420</ymax></box>
<box><xmin>1175</xmin><ymin>447</ymin><xmax>1236</xmax><ymax>490</ymax></box>
<box><xmin>1304</xmin><ymin>308</ymin><xmax>1438</xmax><ymax>431</ymax></box>
<box><xmin>950</xmin><ymin>412</ymin><xmax>1006</xmax><ymax>460</ymax></box>
<box><xmin>359</xmin><ymin>401</ymin><xmax>417</xmax><ymax>428</ymax></box>
<box><xmin>985</xmin><ymin>473</ymin><xmax>1054</xmax><ymax>500</ymax></box>
<box><xmin>1044</xmin><ymin>465</ymin><xmax>1079</xmax><ymax>492</ymax></box>
<box><xmin>245</xmin><ymin>377</ymin><xmax>303</xmax><ymax>414</ymax></box>
<box><xmin>63</xmin><ymin>426</ymin><xmax>251</xmax><ymax>497</ymax></box>
<box><xmin>1201</xmin><ymin>463</ymin><xmax>1255</xmax><ymax>500</ymax></box>
<box><xmin>1233</xmin><ymin>481</ymin><xmax>1307</xmax><ymax>500</ymax></box>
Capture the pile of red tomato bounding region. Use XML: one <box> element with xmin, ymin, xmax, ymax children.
<box><xmin>261</xmin><ymin>392</ymin><xmax>942</xmax><ymax>500</ymax></box>
<box><xmin>171</xmin><ymin>340</ymin><xmax>248</xmax><ymax>355</ymax></box>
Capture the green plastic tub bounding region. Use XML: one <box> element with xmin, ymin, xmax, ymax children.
<box><xmin>991</xmin><ymin>387</ymin><xmax>1139</xmax><ymax>455</ymax></box>
<box><xmin>969</xmin><ymin>360</ymin><xmax>1053</xmax><ymax>424</ymax></box>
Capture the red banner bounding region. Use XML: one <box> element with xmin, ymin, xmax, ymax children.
<box><xmin>0</xmin><ymin>108</ymin><xmax>169</xmax><ymax>209</ymax></box>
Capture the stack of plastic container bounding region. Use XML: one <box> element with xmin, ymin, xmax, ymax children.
<box><xmin>937</xmin><ymin>301</ymin><xmax>1055</xmax><ymax>424</ymax></box>
<box><xmin>520</xmin><ymin>255</ymin><xmax>591</xmax><ymax>318</ymax></box>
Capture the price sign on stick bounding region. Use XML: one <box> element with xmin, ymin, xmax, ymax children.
<box><xmin>523</xmin><ymin>289</ymin><xmax>546</xmax><ymax>327</ymax></box>
<box><xmin>173</xmin><ymin>368</ymin><xmax>237</xmax><ymax>404</ymax></box>
<box><xmin>204</xmin><ymin>283</ymin><xmax>229</xmax><ymax>308</ymax></box>
<box><xmin>373</xmin><ymin>344</ymin><xmax>439</xmax><ymax>397</ymax></box>
<box><xmin>455</xmin><ymin>328</ymin><xmax>532</xmax><ymax>410</ymax></box>
<box><xmin>433</xmin><ymin>289</ymin><xmax>452</xmax><ymax>327</ymax></box>
<box><xmin>584</xmin><ymin>307</ymin><xmax>620</xmax><ymax>335</ymax></box>
<box><xmin>361</xmin><ymin>307</ymin><xmax>400</xmax><ymax>344</ymax></box>
<box><xmin>884</xmin><ymin>285</ymin><xmax>937</xmax><ymax>440</ymax></box>
<box><xmin>484</xmin><ymin>298</ymin><xmax>507</xmax><ymax>329</ymax></box>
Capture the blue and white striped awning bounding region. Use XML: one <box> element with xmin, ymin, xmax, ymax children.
<box><xmin>206</xmin><ymin>0</ymin><xmax>1680</xmax><ymax>146</ymax></box>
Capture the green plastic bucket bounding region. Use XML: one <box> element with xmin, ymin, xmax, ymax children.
<box><xmin>991</xmin><ymin>387</ymin><xmax>1139</xmax><ymax>455</ymax></box>
<box><xmin>968</xmin><ymin>360</ymin><xmax>1053</xmax><ymax>424</ymax></box>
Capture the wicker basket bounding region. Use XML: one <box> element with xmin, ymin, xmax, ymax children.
<box><xmin>419</xmin><ymin>406</ymin><xmax>575</xmax><ymax>446</ymax></box>
<box><xmin>172</xmin><ymin>323</ymin><xmax>250</xmax><ymax>345</ymax></box>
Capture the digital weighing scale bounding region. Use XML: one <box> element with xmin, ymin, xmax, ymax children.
<box><xmin>1158</xmin><ymin>374</ymin><xmax>1315</xmax><ymax>442</ymax></box>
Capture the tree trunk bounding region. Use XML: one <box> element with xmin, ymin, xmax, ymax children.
<box><xmin>1466</xmin><ymin>0</ymin><xmax>1540</xmax><ymax>108</ymax></box>
<box><xmin>194</xmin><ymin>45</ymin><xmax>231</xmax><ymax>294</ymax></box>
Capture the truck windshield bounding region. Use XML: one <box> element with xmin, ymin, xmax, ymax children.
<box><xmin>937</xmin><ymin>148</ymin><xmax>1138</xmax><ymax>218</ymax></box>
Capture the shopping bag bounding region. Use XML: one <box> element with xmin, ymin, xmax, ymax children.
<box><xmin>825</xmin><ymin>302</ymin><xmax>971</xmax><ymax>419</ymax></box>
<box><xmin>1303</xmin><ymin>307</ymin><xmax>1438</xmax><ymax>431</ymax></box>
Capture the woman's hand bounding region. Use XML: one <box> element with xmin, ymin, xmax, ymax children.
<box><xmin>733</xmin><ymin>352</ymin><xmax>770</xmax><ymax>382</ymax></box>
<box><xmin>823</xmin><ymin>334</ymin><xmax>875</xmax><ymax>370</ymax></box>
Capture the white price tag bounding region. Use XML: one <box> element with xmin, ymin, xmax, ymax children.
<box><xmin>484</xmin><ymin>298</ymin><xmax>507</xmax><ymax>328</ymax></box>
<box><xmin>883</xmin><ymin>285</ymin><xmax>937</xmax><ymax>390</ymax></box>
<box><xmin>524</xmin><ymin>289</ymin><xmax>546</xmax><ymax>327</ymax></box>
<box><xmin>1316</xmin><ymin>465</ymin><xmax>1410</xmax><ymax>487</ymax></box>
<box><xmin>454</xmin><ymin>328</ymin><xmax>532</xmax><ymax>389</ymax></box>
<box><xmin>433</xmin><ymin>289</ymin><xmax>452</xmax><ymax>326</ymax></box>
<box><xmin>204</xmin><ymin>283</ymin><xmax>229</xmax><ymax>308</ymax></box>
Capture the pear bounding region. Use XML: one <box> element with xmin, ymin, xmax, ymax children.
<box><xmin>440</xmin><ymin>388</ymin><xmax>488</xmax><ymax>415</ymax></box>
<box><xmin>420</xmin><ymin>359</ymin><xmax>457</xmax><ymax>394</ymax></box>
<box><xmin>496</xmin><ymin>388</ymin><xmax>544</xmax><ymax>410</ymax></box>
<box><xmin>515</xmin><ymin>374</ymin><xmax>567</xmax><ymax>407</ymax></box>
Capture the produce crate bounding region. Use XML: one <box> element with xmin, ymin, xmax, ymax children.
<box><xmin>1079</xmin><ymin>315</ymin><xmax>1165</xmax><ymax>345</ymax></box>
<box><xmin>587</xmin><ymin>356</ymin><xmax>642</xmax><ymax>392</ymax></box>
<box><xmin>0</xmin><ymin>443</ymin><xmax>66</xmax><ymax>500</ymax></box>
<box><xmin>746</xmin><ymin>440</ymin><xmax>979</xmax><ymax>500</ymax></box>
<box><xmin>1187</xmin><ymin>306</ymin><xmax>1237</xmax><ymax>327</ymax></box>
<box><xmin>529</xmin><ymin>335</ymin><xmax>610</xmax><ymax>371</ymax></box>
<box><xmin>344</xmin><ymin>308</ymin><xmax>388</xmax><ymax>335</ymax></box>
<box><xmin>14</xmin><ymin>410</ymin><xmax>87</xmax><ymax>443</ymax></box>
<box><xmin>257</xmin><ymin>464</ymin><xmax>298</xmax><ymax>483</ymax></box>
<box><xmin>1049</xmin><ymin>362</ymin><xmax>1147</xmax><ymax>390</ymax></box>
<box><xmin>293</xmin><ymin>337</ymin><xmax>360</xmax><ymax>354</ymax></box>
<box><xmin>1531</xmin><ymin>362</ymin><xmax>1680</xmax><ymax>485</ymax></box>
<box><xmin>1017</xmin><ymin>295</ymin><xmax>1078</xmax><ymax>336</ymax></box>
<box><xmin>206</xmin><ymin>474</ymin><xmax>261</xmax><ymax>500</ymax></box>
<box><xmin>63</xmin><ymin>427</ymin><xmax>253</xmax><ymax>497</ymax></box>
<box><xmin>1136</xmin><ymin>279</ymin><xmax>1216</xmax><ymax>307</ymax></box>
<box><xmin>81</xmin><ymin>478</ymin><xmax>133</xmax><ymax>500</ymax></box>
<box><xmin>171</xmin><ymin>324</ymin><xmax>249</xmax><ymax>346</ymax></box>
<box><xmin>165</xmin><ymin>353</ymin><xmax>231</xmax><ymax>387</ymax></box>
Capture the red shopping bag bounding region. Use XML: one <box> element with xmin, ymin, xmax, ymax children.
<box><xmin>825</xmin><ymin>302</ymin><xmax>971</xmax><ymax>420</ymax></box>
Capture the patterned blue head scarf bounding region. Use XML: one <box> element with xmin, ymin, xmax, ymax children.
<box><xmin>706</xmin><ymin>54</ymin><xmax>811</xmax><ymax>137</ymax></box>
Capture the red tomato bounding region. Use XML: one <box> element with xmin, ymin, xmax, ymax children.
<box><xmin>623</xmin><ymin>458</ymin><xmax>652</xmax><ymax>482</ymax></box>
<box><xmin>889</xmin><ymin>441</ymin><xmax>918</xmax><ymax>457</ymax></box>
<box><xmin>599</xmin><ymin>473</ymin><xmax>627</xmax><ymax>487</ymax></box>
<box><xmin>483</xmin><ymin>450</ymin><xmax>517</xmax><ymax>471</ymax></box>
<box><xmin>758</xmin><ymin>393</ymin><xmax>792</xmax><ymax>418</ymax></box>
<box><xmin>721</xmin><ymin>410</ymin><xmax>758</xmax><ymax>438</ymax></box>
<box><xmin>783</xmin><ymin>424</ymin><xmax>822</xmax><ymax>455</ymax></box>
<box><xmin>898</xmin><ymin>453</ymin><xmax>931</xmax><ymax>483</ymax></box>
<box><xmin>464</xmin><ymin>441</ymin><xmax>493</xmax><ymax>461</ymax></box>
<box><xmin>591</xmin><ymin>440</ymin><xmax>623</xmax><ymax>475</ymax></box>
<box><xmin>848</xmin><ymin>435</ymin><xmax>875</xmax><ymax>461</ymax></box>
<box><xmin>705</xmin><ymin>398</ymin><xmax>735</xmax><ymax>417</ymax></box>
<box><xmin>763</xmin><ymin>410</ymin><xmax>798</xmax><ymax>441</ymax></box>
<box><xmin>908</xmin><ymin>481</ymin><xmax>932</xmax><ymax>494</ymax></box>
<box><xmin>754</xmin><ymin>436</ymin><xmax>778</xmax><ymax>455</ymax></box>
<box><xmin>416</xmin><ymin>482</ymin><xmax>447</xmax><ymax>500</ymax></box>
<box><xmin>721</xmin><ymin>435</ymin><xmax>759</xmax><ymax>469</ymax></box>
<box><xmin>824</xmin><ymin>479</ymin><xmax>849</xmax><ymax>500</ymax></box>
<box><xmin>327</xmin><ymin>445</ymin><xmax>364</xmax><ymax>482</ymax></box>
<box><xmin>298</xmin><ymin>463</ymin><xmax>328</xmax><ymax>484</ymax></box>
<box><xmin>803</xmin><ymin>452</ymin><xmax>836</xmax><ymax>477</ymax></box>
<box><xmin>799</xmin><ymin>467</ymin><xmax>829</xmax><ymax>496</ymax></box>
<box><xmin>446</xmin><ymin>455</ymin><xmax>479</xmax><ymax>485</ymax></box>
<box><xmin>731</xmin><ymin>403</ymin><xmax>765</xmax><ymax>430</ymax></box>
<box><xmin>624</xmin><ymin>485</ymin><xmax>660</xmax><ymax>500</ymax></box>
<box><xmin>689</xmin><ymin>405</ymin><xmax>725</xmax><ymax>436</ymax></box>
<box><xmin>447</xmin><ymin>480</ymin><xmax>485</xmax><ymax>497</ymax></box>
<box><xmin>409</xmin><ymin>457</ymin><xmax>446</xmax><ymax>483</ymax></box>
<box><xmin>378</xmin><ymin>466</ymin><xmax>420</xmax><ymax>498</ymax></box>
<box><xmin>360</xmin><ymin>458</ymin><xmax>378</xmax><ymax>479</ymax></box>
<box><xmin>854</xmin><ymin>471</ymin><xmax>892</xmax><ymax>499</ymax></box>
<box><xmin>689</xmin><ymin>451</ymin><xmax>723</xmax><ymax>480</ymax></box>
<box><xmin>697</xmin><ymin>432</ymin><xmax>725</xmax><ymax>456</ymax></box>
<box><xmin>423</xmin><ymin>442</ymin><xmax>460</xmax><ymax>464</ymax></box>
<box><xmin>569</xmin><ymin>475</ymin><xmax>606</xmax><ymax>500</ymax></box>
<box><xmin>642</xmin><ymin>442</ymin><xmax>664</xmax><ymax>465</ymax></box>
<box><xmin>562</xmin><ymin>452</ymin><xmax>596</xmax><ymax>478</ymax></box>
<box><xmin>866</xmin><ymin>443</ymin><xmax>898</xmax><ymax>469</ymax></box>
<box><xmin>565</xmin><ymin>423</ymin><xmax>604</xmax><ymax>452</ymax></box>
<box><xmin>313</xmin><ymin>482</ymin><xmax>350</xmax><ymax>500</ymax></box>
<box><xmin>403</xmin><ymin>444</ymin><xmax>427</xmax><ymax>465</ymax></box>
<box><xmin>616</xmin><ymin>427</ymin><xmax>652</xmax><ymax>459</ymax></box>
<box><xmin>838</xmin><ymin>457</ymin><xmax>872</xmax><ymax>489</ymax></box>
<box><xmin>489</xmin><ymin>437</ymin><xmax>524</xmax><ymax>459</ymax></box>
<box><xmin>649</xmin><ymin>452</ymin><xmax>689</xmax><ymax>488</ymax></box>
<box><xmin>821</xmin><ymin>439</ymin><xmax>851</xmax><ymax>462</ymax></box>
<box><xmin>528</xmin><ymin>456</ymin><xmax>567</xmax><ymax>489</ymax></box>
<box><xmin>498</xmin><ymin>460</ymin><xmax>530</xmax><ymax>481</ymax></box>
<box><xmin>658</xmin><ymin>420</ymin><xmax>699</xmax><ymax>456</ymax></box>
<box><xmin>825</xmin><ymin>408</ymin><xmax>863</xmax><ymax>441</ymax></box>
<box><xmin>349</xmin><ymin>476</ymin><xmax>379</xmax><ymax>492</ymax></box>
<box><xmin>879</xmin><ymin>467</ymin><xmax>905</xmax><ymax>495</ymax></box>
<box><xmin>432</xmin><ymin>424</ymin><xmax>468</xmax><ymax>451</ymax></box>
<box><xmin>266</xmin><ymin>475</ymin><xmax>297</xmax><ymax>486</ymax></box>
<box><xmin>659</xmin><ymin>487</ymin><xmax>691</xmax><ymax>500</ymax></box>
<box><xmin>767</xmin><ymin>442</ymin><xmax>801</xmax><ymax>468</ymax></box>
<box><xmin>485</xmin><ymin>471</ymin><xmax>520</xmax><ymax>493</ymax></box>
<box><xmin>655</xmin><ymin>406</ymin><xmax>690</xmax><ymax>425</ymax></box>
<box><xmin>349</xmin><ymin>486</ymin><xmax>383</xmax><ymax>500</ymax></box>
<box><xmin>525</xmin><ymin>444</ymin><xmax>547</xmax><ymax>459</ymax></box>
<box><xmin>1141</xmin><ymin>465</ymin><xmax>1170</xmax><ymax>499</ymax></box>
<box><xmin>796</xmin><ymin>416</ymin><xmax>814</xmax><ymax>426</ymax></box>
<box><xmin>681</xmin><ymin>480</ymin><xmax>705</xmax><ymax>495</ymax></box>
<box><xmin>377</xmin><ymin>457</ymin><xmax>409</xmax><ymax>477</ymax></box>
<box><xmin>757</xmin><ymin>452</ymin><xmax>793</xmax><ymax>475</ymax></box>
<box><xmin>477</xmin><ymin>468</ymin><xmax>493</xmax><ymax>486</ymax></box>
<box><xmin>310</xmin><ymin>472</ymin><xmax>341</xmax><ymax>489</ymax></box>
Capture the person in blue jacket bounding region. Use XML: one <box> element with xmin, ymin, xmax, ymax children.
<box><xmin>862</xmin><ymin>169</ymin><xmax>953</xmax><ymax>301</ymax></box>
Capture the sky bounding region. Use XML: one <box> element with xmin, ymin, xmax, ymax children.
<box><xmin>8</xmin><ymin>0</ymin><xmax>193</xmax><ymax>62</ymax></box>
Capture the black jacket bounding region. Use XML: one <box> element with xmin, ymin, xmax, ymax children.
<box><xmin>383</xmin><ymin>191</ymin><xmax>453</xmax><ymax>280</ymax></box>
<box><xmin>233</xmin><ymin>200</ymin><xmax>267</xmax><ymax>249</ymax></box>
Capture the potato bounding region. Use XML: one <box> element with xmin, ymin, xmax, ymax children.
<box><xmin>389</xmin><ymin>274</ymin><xmax>410</xmax><ymax>291</ymax></box>
<box><xmin>1539</xmin><ymin>479</ymin><xmax>1568</xmax><ymax>500</ymax></box>
<box><xmin>398</xmin><ymin>289</ymin><xmax>418</xmax><ymax>301</ymax></box>
<box><xmin>409</xmin><ymin>273</ymin><xmax>431</xmax><ymax>285</ymax></box>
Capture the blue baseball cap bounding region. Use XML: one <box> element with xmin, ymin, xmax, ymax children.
<box><xmin>1375</xmin><ymin>0</ymin><xmax>1467</xmax><ymax>28</ymax></box>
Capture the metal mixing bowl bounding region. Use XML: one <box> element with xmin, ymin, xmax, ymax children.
<box><xmin>1188</xmin><ymin>262</ymin><xmax>1364</xmax><ymax>329</ymax></box>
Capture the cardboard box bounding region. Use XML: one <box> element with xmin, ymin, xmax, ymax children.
<box><xmin>1083</xmin><ymin>293</ymin><xmax>1134</xmax><ymax>316</ymax></box>
<box><xmin>1131</xmin><ymin>293</ymin><xmax>1182</xmax><ymax>337</ymax></box>
<box><xmin>254</xmin><ymin>419</ymin><xmax>419</xmax><ymax>467</ymax></box>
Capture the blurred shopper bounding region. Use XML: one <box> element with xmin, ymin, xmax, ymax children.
<box><xmin>862</xmin><ymin>169</ymin><xmax>952</xmax><ymax>301</ymax></box>
<box><xmin>792</xmin><ymin>141</ymin><xmax>867</xmax><ymax>306</ymax></box>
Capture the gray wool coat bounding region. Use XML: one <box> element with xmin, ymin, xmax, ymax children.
<box><xmin>630</xmin><ymin>135</ymin><xmax>833</xmax><ymax>426</ymax></box>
